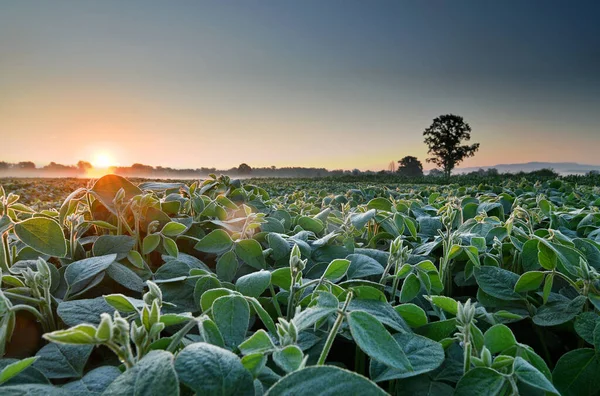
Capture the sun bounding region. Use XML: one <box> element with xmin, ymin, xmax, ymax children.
<box><xmin>92</xmin><ymin>153</ymin><xmax>113</xmax><ymax>169</ymax></box>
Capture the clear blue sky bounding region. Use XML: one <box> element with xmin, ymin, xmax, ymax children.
<box><xmin>1</xmin><ymin>1</ymin><xmax>598</xmax><ymax>170</ymax></box>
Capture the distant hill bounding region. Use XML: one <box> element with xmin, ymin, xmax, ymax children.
<box><xmin>455</xmin><ymin>162</ymin><xmax>600</xmax><ymax>176</ymax></box>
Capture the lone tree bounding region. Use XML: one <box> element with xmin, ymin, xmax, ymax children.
<box><xmin>237</xmin><ymin>163</ymin><xmax>252</xmax><ymax>175</ymax></box>
<box><xmin>397</xmin><ymin>156</ymin><xmax>423</xmax><ymax>177</ymax></box>
<box><xmin>423</xmin><ymin>114</ymin><xmax>479</xmax><ymax>178</ymax></box>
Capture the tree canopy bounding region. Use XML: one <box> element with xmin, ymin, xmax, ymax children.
<box><xmin>397</xmin><ymin>156</ymin><xmax>423</xmax><ymax>177</ymax></box>
<box><xmin>423</xmin><ymin>114</ymin><xmax>479</xmax><ymax>178</ymax></box>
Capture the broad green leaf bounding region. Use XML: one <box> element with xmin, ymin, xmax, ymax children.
<box><xmin>513</xmin><ymin>356</ymin><xmax>559</xmax><ymax>395</ymax></box>
<box><xmin>14</xmin><ymin>217</ymin><xmax>67</xmax><ymax>257</ymax></box>
<box><xmin>162</xmin><ymin>237</ymin><xmax>179</xmax><ymax>257</ymax></box>
<box><xmin>212</xmin><ymin>295</ymin><xmax>250</xmax><ymax>350</ymax></box>
<box><xmin>514</xmin><ymin>271</ymin><xmax>545</xmax><ymax>293</ymax></box>
<box><xmin>400</xmin><ymin>273</ymin><xmax>420</xmax><ymax>303</ymax></box>
<box><xmin>484</xmin><ymin>324</ymin><xmax>516</xmax><ymax>354</ymax></box>
<box><xmin>553</xmin><ymin>348</ymin><xmax>600</xmax><ymax>396</ymax></box>
<box><xmin>346</xmin><ymin>254</ymin><xmax>384</xmax><ymax>279</ymax></box>
<box><xmin>322</xmin><ymin>259</ymin><xmax>350</xmax><ymax>282</ymax></box>
<box><xmin>369</xmin><ymin>333</ymin><xmax>444</xmax><ymax>382</ymax></box>
<box><xmin>427</xmin><ymin>295</ymin><xmax>458</xmax><ymax>315</ymax></box>
<box><xmin>62</xmin><ymin>366</ymin><xmax>121</xmax><ymax>395</ymax></box>
<box><xmin>235</xmin><ymin>239</ymin><xmax>266</xmax><ymax>269</ymax></box>
<box><xmin>0</xmin><ymin>357</ymin><xmax>39</xmax><ymax>385</ymax></box>
<box><xmin>454</xmin><ymin>367</ymin><xmax>508</xmax><ymax>396</ymax></box>
<box><xmin>175</xmin><ymin>343</ymin><xmax>253</xmax><ymax>396</ymax></box>
<box><xmin>103</xmin><ymin>351</ymin><xmax>179</xmax><ymax>396</ymax></box>
<box><xmin>273</xmin><ymin>345</ymin><xmax>304</xmax><ymax>373</ymax></box>
<box><xmin>241</xmin><ymin>353</ymin><xmax>267</xmax><ymax>378</ymax></box>
<box><xmin>346</xmin><ymin>311</ymin><xmax>412</xmax><ymax>371</ymax></box>
<box><xmin>90</xmin><ymin>174</ymin><xmax>141</xmax><ymax>215</ymax></box>
<box><xmin>236</xmin><ymin>270</ymin><xmax>271</xmax><ymax>297</ymax></box>
<box><xmin>574</xmin><ymin>312</ymin><xmax>599</xmax><ymax>345</ymax></box>
<box><xmin>161</xmin><ymin>221</ymin><xmax>187</xmax><ymax>237</ymax></box>
<box><xmin>532</xmin><ymin>295</ymin><xmax>586</xmax><ymax>326</ymax></box>
<box><xmin>265</xmin><ymin>366</ymin><xmax>386</xmax><ymax>396</ymax></box>
<box><xmin>350</xmin><ymin>209</ymin><xmax>376</xmax><ymax>229</ymax></box>
<box><xmin>92</xmin><ymin>235</ymin><xmax>135</xmax><ymax>259</ymax></box>
<box><xmin>216</xmin><ymin>251</ymin><xmax>238</xmax><ymax>282</ymax></box>
<box><xmin>297</xmin><ymin>216</ymin><xmax>324</xmax><ymax>233</ymax></box>
<box><xmin>474</xmin><ymin>266</ymin><xmax>523</xmax><ymax>301</ymax></box>
<box><xmin>394</xmin><ymin>304</ymin><xmax>427</xmax><ymax>328</ymax></box>
<box><xmin>33</xmin><ymin>344</ymin><xmax>92</xmax><ymax>379</ymax></box>
<box><xmin>195</xmin><ymin>229</ymin><xmax>233</xmax><ymax>254</ymax></box>
<box><xmin>142</xmin><ymin>234</ymin><xmax>161</xmax><ymax>255</ymax></box>
<box><xmin>64</xmin><ymin>254</ymin><xmax>117</xmax><ymax>296</ymax></box>
<box><xmin>239</xmin><ymin>330</ymin><xmax>275</xmax><ymax>355</ymax></box>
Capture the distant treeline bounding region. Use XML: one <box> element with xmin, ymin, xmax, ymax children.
<box><xmin>2</xmin><ymin>160</ymin><xmax>599</xmax><ymax>183</ymax></box>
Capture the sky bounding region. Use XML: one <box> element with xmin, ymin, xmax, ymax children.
<box><xmin>1</xmin><ymin>0</ymin><xmax>599</xmax><ymax>171</ymax></box>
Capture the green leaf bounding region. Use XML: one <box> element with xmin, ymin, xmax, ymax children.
<box><xmin>212</xmin><ymin>295</ymin><xmax>250</xmax><ymax>350</ymax></box>
<box><xmin>400</xmin><ymin>273</ymin><xmax>420</xmax><ymax>303</ymax></box>
<box><xmin>273</xmin><ymin>345</ymin><xmax>304</xmax><ymax>373</ymax></box>
<box><xmin>369</xmin><ymin>333</ymin><xmax>444</xmax><ymax>382</ymax></box>
<box><xmin>271</xmin><ymin>267</ymin><xmax>292</xmax><ymax>291</ymax></box>
<box><xmin>175</xmin><ymin>343</ymin><xmax>254</xmax><ymax>396</ymax></box>
<box><xmin>454</xmin><ymin>367</ymin><xmax>508</xmax><ymax>396</ymax></box>
<box><xmin>162</xmin><ymin>236</ymin><xmax>179</xmax><ymax>257</ymax></box>
<box><xmin>484</xmin><ymin>324</ymin><xmax>516</xmax><ymax>354</ymax></box>
<box><xmin>92</xmin><ymin>235</ymin><xmax>135</xmax><ymax>259</ymax></box>
<box><xmin>33</xmin><ymin>343</ymin><xmax>92</xmax><ymax>379</ymax></box>
<box><xmin>346</xmin><ymin>311</ymin><xmax>412</xmax><ymax>371</ymax></box>
<box><xmin>43</xmin><ymin>324</ymin><xmax>98</xmax><ymax>345</ymax></box>
<box><xmin>195</xmin><ymin>229</ymin><xmax>234</xmax><ymax>254</ymax></box>
<box><xmin>297</xmin><ymin>216</ymin><xmax>324</xmax><ymax>233</ymax></box>
<box><xmin>514</xmin><ymin>271</ymin><xmax>545</xmax><ymax>292</ymax></box>
<box><xmin>64</xmin><ymin>254</ymin><xmax>117</xmax><ymax>296</ymax></box>
<box><xmin>62</xmin><ymin>366</ymin><xmax>121</xmax><ymax>395</ymax></box>
<box><xmin>553</xmin><ymin>348</ymin><xmax>600</xmax><ymax>396</ymax></box>
<box><xmin>267</xmin><ymin>233</ymin><xmax>290</xmax><ymax>261</ymax></box>
<box><xmin>322</xmin><ymin>259</ymin><xmax>350</xmax><ymax>282</ymax></box>
<box><xmin>239</xmin><ymin>330</ymin><xmax>275</xmax><ymax>355</ymax></box>
<box><xmin>474</xmin><ymin>266</ymin><xmax>523</xmax><ymax>301</ymax></box>
<box><xmin>265</xmin><ymin>366</ymin><xmax>386</xmax><ymax>396</ymax></box>
<box><xmin>394</xmin><ymin>304</ymin><xmax>427</xmax><ymax>328</ymax></box>
<box><xmin>216</xmin><ymin>251</ymin><xmax>238</xmax><ymax>282</ymax></box>
<box><xmin>574</xmin><ymin>312</ymin><xmax>599</xmax><ymax>345</ymax></box>
<box><xmin>350</xmin><ymin>209</ymin><xmax>376</xmax><ymax>229</ymax></box>
<box><xmin>0</xmin><ymin>357</ymin><xmax>39</xmax><ymax>385</ymax></box>
<box><xmin>427</xmin><ymin>295</ymin><xmax>458</xmax><ymax>315</ymax></box>
<box><xmin>161</xmin><ymin>221</ymin><xmax>187</xmax><ymax>237</ymax></box>
<box><xmin>14</xmin><ymin>217</ymin><xmax>67</xmax><ymax>257</ymax></box>
<box><xmin>533</xmin><ymin>295</ymin><xmax>586</xmax><ymax>327</ymax></box>
<box><xmin>234</xmin><ymin>239</ymin><xmax>266</xmax><ymax>269</ymax></box>
<box><xmin>236</xmin><ymin>270</ymin><xmax>271</xmax><ymax>297</ymax></box>
<box><xmin>241</xmin><ymin>353</ymin><xmax>267</xmax><ymax>378</ymax></box>
<box><xmin>143</xmin><ymin>234</ymin><xmax>161</xmax><ymax>255</ymax></box>
<box><xmin>346</xmin><ymin>254</ymin><xmax>384</xmax><ymax>279</ymax></box>
<box><xmin>513</xmin><ymin>356</ymin><xmax>559</xmax><ymax>395</ymax></box>
<box><xmin>57</xmin><ymin>298</ymin><xmax>117</xmax><ymax>327</ymax></box>
<box><xmin>103</xmin><ymin>350</ymin><xmax>179</xmax><ymax>396</ymax></box>
<box><xmin>90</xmin><ymin>174</ymin><xmax>141</xmax><ymax>215</ymax></box>
<box><xmin>199</xmin><ymin>288</ymin><xmax>236</xmax><ymax>312</ymax></box>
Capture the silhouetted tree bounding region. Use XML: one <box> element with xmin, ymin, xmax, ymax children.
<box><xmin>423</xmin><ymin>114</ymin><xmax>479</xmax><ymax>178</ymax></box>
<box><xmin>77</xmin><ymin>160</ymin><xmax>93</xmax><ymax>173</ymax></box>
<box><xmin>18</xmin><ymin>161</ymin><xmax>36</xmax><ymax>169</ymax></box>
<box><xmin>237</xmin><ymin>163</ymin><xmax>252</xmax><ymax>175</ymax></box>
<box><xmin>397</xmin><ymin>156</ymin><xmax>423</xmax><ymax>177</ymax></box>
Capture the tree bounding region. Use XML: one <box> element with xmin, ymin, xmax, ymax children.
<box><xmin>237</xmin><ymin>163</ymin><xmax>252</xmax><ymax>175</ymax></box>
<box><xmin>397</xmin><ymin>156</ymin><xmax>423</xmax><ymax>177</ymax></box>
<box><xmin>17</xmin><ymin>161</ymin><xmax>36</xmax><ymax>169</ymax></box>
<box><xmin>423</xmin><ymin>114</ymin><xmax>480</xmax><ymax>178</ymax></box>
<box><xmin>428</xmin><ymin>168</ymin><xmax>444</xmax><ymax>177</ymax></box>
<box><xmin>77</xmin><ymin>160</ymin><xmax>93</xmax><ymax>173</ymax></box>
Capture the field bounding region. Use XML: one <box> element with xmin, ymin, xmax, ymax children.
<box><xmin>0</xmin><ymin>175</ymin><xmax>599</xmax><ymax>395</ymax></box>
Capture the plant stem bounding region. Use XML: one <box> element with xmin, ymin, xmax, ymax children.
<box><xmin>269</xmin><ymin>285</ymin><xmax>283</xmax><ymax>317</ymax></box>
<box><xmin>317</xmin><ymin>291</ymin><xmax>353</xmax><ymax>366</ymax></box>
<box><xmin>166</xmin><ymin>319</ymin><xmax>197</xmax><ymax>353</ymax></box>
